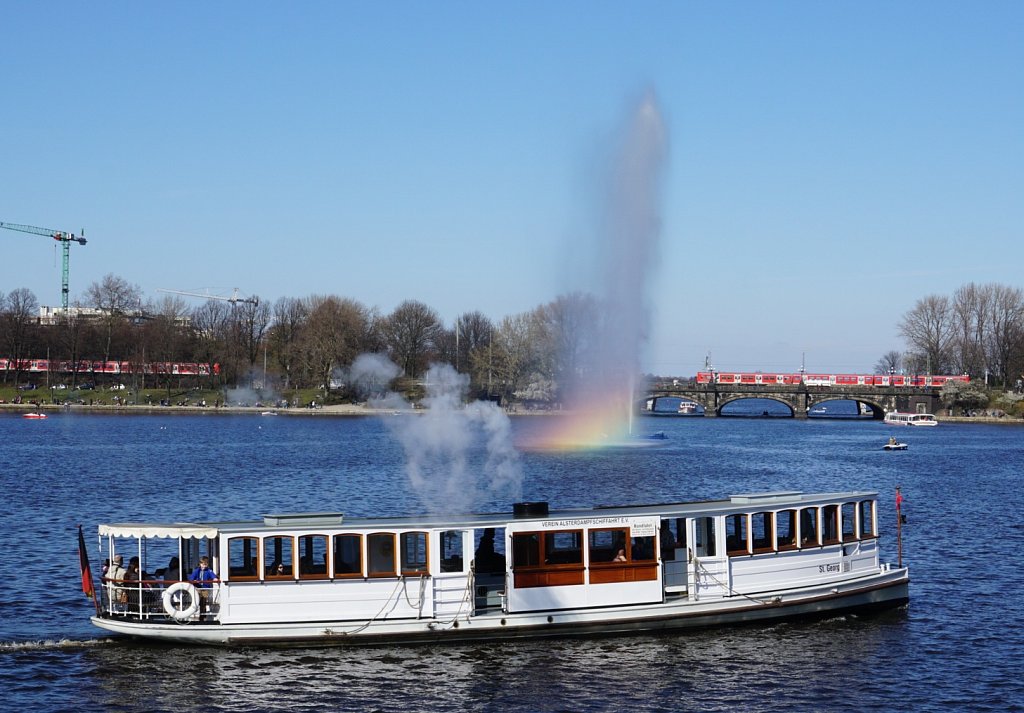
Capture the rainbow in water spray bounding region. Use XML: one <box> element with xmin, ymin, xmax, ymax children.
<box><xmin>527</xmin><ymin>91</ymin><xmax>670</xmax><ymax>450</ymax></box>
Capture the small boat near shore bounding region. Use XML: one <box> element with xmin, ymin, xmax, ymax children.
<box><xmin>84</xmin><ymin>489</ymin><xmax>909</xmax><ymax>646</ymax></box>
<box><xmin>883</xmin><ymin>442</ymin><xmax>908</xmax><ymax>451</ymax></box>
<box><xmin>22</xmin><ymin>412</ymin><xmax>48</xmax><ymax>419</ymax></box>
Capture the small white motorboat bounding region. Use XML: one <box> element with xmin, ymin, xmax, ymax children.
<box><xmin>883</xmin><ymin>441</ymin><xmax>908</xmax><ymax>451</ymax></box>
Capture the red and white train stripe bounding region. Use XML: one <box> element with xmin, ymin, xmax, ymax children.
<box><xmin>0</xmin><ymin>358</ymin><xmax>220</xmax><ymax>376</ymax></box>
<box><xmin>695</xmin><ymin>371</ymin><xmax>969</xmax><ymax>388</ymax></box>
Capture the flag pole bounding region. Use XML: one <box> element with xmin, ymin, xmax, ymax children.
<box><xmin>78</xmin><ymin>524</ymin><xmax>100</xmax><ymax>615</ymax></box>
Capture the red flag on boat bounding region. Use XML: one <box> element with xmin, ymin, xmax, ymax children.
<box><xmin>78</xmin><ymin>525</ymin><xmax>94</xmax><ymax>598</ymax></box>
<box><xmin>895</xmin><ymin>487</ymin><xmax>903</xmax><ymax>512</ymax></box>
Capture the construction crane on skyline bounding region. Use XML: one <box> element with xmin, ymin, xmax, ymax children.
<box><xmin>156</xmin><ymin>287</ymin><xmax>259</xmax><ymax>306</ymax></box>
<box><xmin>1</xmin><ymin>220</ymin><xmax>87</xmax><ymax>310</ymax></box>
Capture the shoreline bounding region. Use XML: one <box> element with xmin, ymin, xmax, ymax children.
<box><xmin>0</xmin><ymin>402</ymin><xmax>568</xmax><ymax>417</ymax></box>
<box><xmin>1</xmin><ymin>402</ymin><xmax>1019</xmax><ymax>423</ymax></box>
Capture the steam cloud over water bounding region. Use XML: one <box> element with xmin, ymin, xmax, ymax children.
<box><xmin>346</xmin><ymin>353</ymin><xmax>405</xmax><ymax>409</ymax></box>
<box><xmin>543</xmin><ymin>90</ymin><xmax>670</xmax><ymax>447</ymax></box>
<box><xmin>364</xmin><ymin>358</ymin><xmax>523</xmax><ymax>513</ymax></box>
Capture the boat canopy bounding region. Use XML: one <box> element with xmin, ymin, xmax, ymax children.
<box><xmin>98</xmin><ymin>523</ymin><xmax>218</xmax><ymax>540</ymax></box>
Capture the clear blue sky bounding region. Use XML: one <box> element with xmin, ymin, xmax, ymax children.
<box><xmin>3</xmin><ymin>2</ymin><xmax>1021</xmax><ymax>375</ymax></box>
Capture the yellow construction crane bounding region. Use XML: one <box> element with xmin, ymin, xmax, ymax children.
<box><xmin>1</xmin><ymin>220</ymin><xmax>87</xmax><ymax>309</ymax></box>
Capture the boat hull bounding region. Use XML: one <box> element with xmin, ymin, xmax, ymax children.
<box><xmin>90</xmin><ymin>568</ymin><xmax>909</xmax><ymax>647</ymax></box>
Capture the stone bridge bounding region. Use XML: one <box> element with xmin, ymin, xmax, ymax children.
<box><xmin>643</xmin><ymin>382</ymin><xmax>942</xmax><ymax>419</ymax></box>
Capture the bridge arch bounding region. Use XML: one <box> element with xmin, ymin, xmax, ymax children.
<box><xmin>717</xmin><ymin>395</ymin><xmax>795</xmax><ymax>417</ymax></box>
<box><xmin>643</xmin><ymin>383</ymin><xmax>936</xmax><ymax>420</ymax></box>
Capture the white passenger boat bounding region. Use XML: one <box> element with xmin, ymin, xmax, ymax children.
<box><xmin>884</xmin><ymin>412</ymin><xmax>937</xmax><ymax>426</ymax></box>
<box><xmin>85</xmin><ymin>490</ymin><xmax>909</xmax><ymax>646</ymax></box>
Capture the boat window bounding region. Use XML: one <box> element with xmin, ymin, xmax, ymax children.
<box><xmin>298</xmin><ymin>534</ymin><xmax>329</xmax><ymax>580</ymax></box>
<box><xmin>367</xmin><ymin>533</ymin><xmax>396</xmax><ymax>577</ymax></box>
<box><xmin>227</xmin><ymin>537</ymin><xmax>259</xmax><ymax>580</ymax></box>
<box><xmin>400</xmin><ymin>531</ymin><xmax>429</xmax><ymax>575</ymax></box>
<box><xmin>440</xmin><ymin>530</ymin><xmax>464</xmax><ymax>573</ymax></box>
<box><xmin>751</xmin><ymin>512</ymin><xmax>774</xmax><ymax>553</ymax></box>
<box><xmin>473</xmin><ymin>527</ymin><xmax>507</xmax><ymax>574</ymax></box>
<box><xmin>631</xmin><ymin>535</ymin><xmax>656</xmax><ymax>562</ymax></box>
<box><xmin>841</xmin><ymin>503</ymin><xmax>857</xmax><ymax>542</ymax></box>
<box><xmin>694</xmin><ymin>517</ymin><xmax>716</xmax><ymax>557</ymax></box>
<box><xmin>660</xmin><ymin>518</ymin><xmax>686</xmax><ymax>561</ymax></box>
<box><xmin>333</xmin><ymin>534</ymin><xmax>362</xmax><ymax>577</ymax></box>
<box><xmin>776</xmin><ymin>510</ymin><xmax>797</xmax><ymax>550</ymax></box>
<box><xmin>726</xmin><ymin>514</ymin><xmax>749</xmax><ymax>556</ymax></box>
<box><xmin>546</xmin><ymin>530</ymin><xmax>583</xmax><ymax>565</ymax></box>
<box><xmin>800</xmin><ymin>507</ymin><xmax>819</xmax><ymax>547</ymax></box>
<box><xmin>512</xmin><ymin>533</ymin><xmax>541</xmax><ymax>567</ymax></box>
<box><xmin>859</xmin><ymin>500</ymin><xmax>875</xmax><ymax>538</ymax></box>
<box><xmin>822</xmin><ymin>505</ymin><xmax>840</xmax><ymax>545</ymax></box>
<box><xmin>589</xmin><ymin>528</ymin><xmax>628</xmax><ymax>563</ymax></box>
<box><xmin>264</xmin><ymin>536</ymin><xmax>294</xmax><ymax>579</ymax></box>
<box><xmin>512</xmin><ymin>530</ymin><xmax>587</xmax><ymax>588</ymax></box>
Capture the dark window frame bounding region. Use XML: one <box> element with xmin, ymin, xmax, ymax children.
<box><xmin>297</xmin><ymin>534</ymin><xmax>330</xmax><ymax>580</ymax></box>
<box><xmin>263</xmin><ymin>535</ymin><xmax>295</xmax><ymax>580</ymax></box>
<box><xmin>776</xmin><ymin>509</ymin><xmax>798</xmax><ymax>551</ymax></box>
<box><xmin>367</xmin><ymin>532</ymin><xmax>397</xmax><ymax>577</ymax></box>
<box><xmin>227</xmin><ymin>536</ymin><xmax>260</xmax><ymax>581</ymax></box>
<box><xmin>400</xmin><ymin>531</ymin><xmax>430</xmax><ymax>576</ymax></box>
<box><xmin>726</xmin><ymin>513</ymin><xmax>750</xmax><ymax>556</ymax></box>
<box><xmin>332</xmin><ymin>533</ymin><xmax>363</xmax><ymax>578</ymax></box>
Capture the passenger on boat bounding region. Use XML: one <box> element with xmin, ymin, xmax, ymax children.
<box><xmin>474</xmin><ymin>528</ymin><xmax>506</xmax><ymax>574</ymax></box>
<box><xmin>108</xmin><ymin>554</ymin><xmax>125</xmax><ymax>580</ymax></box>
<box><xmin>189</xmin><ymin>556</ymin><xmax>218</xmax><ymax>615</ymax></box>
<box><xmin>888</xmin><ymin>436</ymin><xmax>897</xmax><ymax>446</ymax></box>
<box><xmin>123</xmin><ymin>556</ymin><xmax>141</xmax><ymax>584</ymax></box>
<box><xmin>163</xmin><ymin>557</ymin><xmax>180</xmax><ymax>584</ymax></box>
<box><xmin>612</xmin><ymin>548</ymin><xmax>627</xmax><ymax>562</ymax></box>
<box><xmin>122</xmin><ymin>556</ymin><xmax>150</xmax><ymax>606</ymax></box>
<box><xmin>107</xmin><ymin>554</ymin><xmax>127</xmax><ymax>604</ymax></box>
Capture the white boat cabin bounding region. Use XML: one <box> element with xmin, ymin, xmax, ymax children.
<box><xmin>95</xmin><ymin>490</ymin><xmax>886</xmax><ymax>635</ymax></box>
<box><xmin>884</xmin><ymin>412</ymin><xmax>937</xmax><ymax>426</ymax></box>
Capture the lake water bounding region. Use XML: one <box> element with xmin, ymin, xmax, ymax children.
<box><xmin>1</xmin><ymin>409</ymin><xmax>1022</xmax><ymax>711</ymax></box>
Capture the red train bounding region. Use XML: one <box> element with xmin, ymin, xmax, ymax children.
<box><xmin>0</xmin><ymin>358</ymin><xmax>220</xmax><ymax>376</ymax></box>
<box><xmin>695</xmin><ymin>371</ymin><xmax>969</xmax><ymax>388</ymax></box>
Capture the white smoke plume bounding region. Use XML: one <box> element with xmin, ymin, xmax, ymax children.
<box><xmin>343</xmin><ymin>353</ymin><xmax>406</xmax><ymax>407</ymax></box>
<box><xmin>381</xmin><ymin>361</ymin><xmax>523</xmax><ymax>513</ymax></box>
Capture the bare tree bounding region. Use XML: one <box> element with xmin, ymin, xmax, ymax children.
<box><xmin>489</xmin><ymin>310</ymin><xmax>550</xmax><ymax>403</ymax></box>
<box><xmin>271</xmin><ymin>296</ymin><xmax>310</xmax><ymax>389</ymax></box>
<box><xmin>235</xmin><ymin>298</ymin><xmax>272</xmax><ymax>383</ymax></box>
<box><xmin>898</xmin><ymin>294</ymin><xmax>954</xmax><ymax>374</ymax></box>
<box><xmin>984</xmin><ymin>284</ymin><xmax>1024</xmax><ymax>386</ymax></box>
<box><xmin>299</xmin><ymin>295</ymin><xmax>372</xmax><ymax>394</ymax></box>
<box><xmin>54</xmin><ymin>309</ymin><xmax>88</xmax><ymax>388</ymax></box>
<box><xmin>541</xmin><ymin>292</ymin><xmax>601</xmax><ymax>398</ymax></box>
<box><xmin>1</xmin><ymin>288</ymin><xmax>40</xmax><ymax>384</ymax></box>
<box><xmin>433</xmin><ymin>326</ymin><xmax>457</xmax><ymax>369</ymax></box>
<box><xmin>143</xmin><ymin>295</ymin><xmax>192</xmax><ymax>397</ymax></box>
<box><xmin>457</xmin><ymin>311</ymin><xmax>495</xmax><ymax>394</ymax></box>
<box><xmin>381</xmin><ymin>300</ymin><xmax>442</xmax><ymax>378</ymax></box>
<box><xmin>192</xmin><ymin>300</ymin><xmax>233</xmax><ymax>390</ymax></box>
<box><xmin>949</xmin><ymin>283</ymin><xmax>990</xmax><ymax>378</ymax></box>
<box><xmin>874</xmin><ymin>350</ymin><xmax>904</xmax><ymax>376</ymax></box>
<box><xmin>84</xmin><ymin>274</ymin><xmax>142</xmax><ymax>368</ymax></box>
